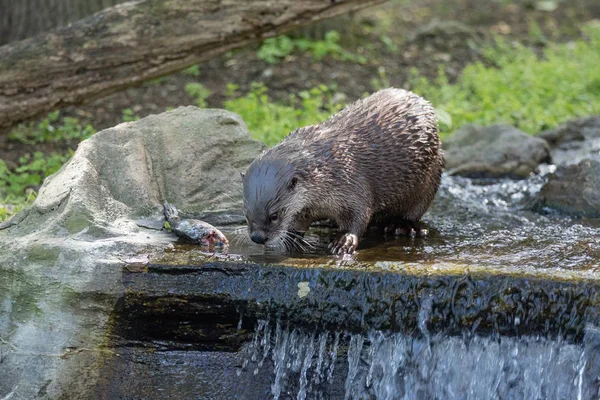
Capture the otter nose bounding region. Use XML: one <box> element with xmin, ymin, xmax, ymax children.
<box><xmin>250</xmin><ymin>231</ymin><xmax>267</xmax><ymax>244</ymax></box>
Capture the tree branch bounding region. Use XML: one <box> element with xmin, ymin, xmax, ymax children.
<box><xmin>0</xmin><ymin>0</ymin><xmax>385</xmax><ymax>130</ymax></box>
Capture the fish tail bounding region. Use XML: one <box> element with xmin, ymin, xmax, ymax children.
<box><xmin>163</xmin><ymin>201</ymin><xmax>179</xmax><ymax>222</ymax></box>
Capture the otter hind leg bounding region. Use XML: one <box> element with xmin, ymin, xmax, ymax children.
<box><xmin>383</xmin><ymin>217</ymin><xmax>428</xmax><ymax>238</ymax></box>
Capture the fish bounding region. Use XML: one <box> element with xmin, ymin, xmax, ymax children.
<box><xmin>163</xmin><ymin>201</ymin><xmax>229</xmax><ymax>247</ymax></box>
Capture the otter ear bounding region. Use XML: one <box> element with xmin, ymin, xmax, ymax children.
<box><xmin>240</xmin><ymin>171</ymin><xmax>245</xmax><ymax>179</ymax></box>
<box><xmin>289</xmin><ymin>176</ymin><xmax>298</xmax><ymax>190</ymax></box>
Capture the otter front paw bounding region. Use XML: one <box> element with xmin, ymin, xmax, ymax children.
<box><xmin>329</xmin><ymin>233</ymin><xmax>358</xmax><ymax>255</ymax></box>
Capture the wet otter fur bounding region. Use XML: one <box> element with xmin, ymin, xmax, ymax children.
<box><xmin>242</xmin><ymin>88</ymin><xmax>443</xmax><ymax>254</ymax></box>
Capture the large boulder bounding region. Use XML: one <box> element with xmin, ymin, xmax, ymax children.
<box><xmin>443</xmin><ymin>124</ymin><xmax>551</xmax><ymax>179</ymax></box>
<box><xmin>0</xmin><ymin>107</ymin><xmax>264</xmax><ymax>399</ymax></box>
<box><xmin>539</xmin><ymin>116</ymin><xmax>600</xmax><ymax>166</ymax></box>
<box><xmin>3</xmin><ymin>106</ymin><xmax>264</xmax><ymax>238</ymax></box>
<box><xmin>533</xmin><ymin>156</ymin><xmax>600</xmax><ymax>218</ymax></box>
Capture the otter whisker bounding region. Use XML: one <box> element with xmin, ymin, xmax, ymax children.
<box><xmin>285</xmin><ymin>231</ymin><xmax>313</xmax><ymax>253</ymax></box>
<box><xmin>286</xmin><ymin>231</ymin><xmax>315</xmax><ymax>250</ymax></box>
<box><xmin>286</xmin><ymin>236</ymin><xmax>304</xmax><ymax>252</ymax></box>
<box><xmin>232</xmin><ymin>231</ymin><xmax>252</xmax><ymax>246</ymax></box>
<box><xmin>275</xmin><ymin>235</ymin><xmax>289</xmax><ymax>251</ymax></box>
<box><xmin>276</xmin><ymin>231</ymin><xmax>298</xmax><ymax>252</ymax></box>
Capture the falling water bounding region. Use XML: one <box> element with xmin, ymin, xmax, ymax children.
<box><xmin>239</xmin><ymin>320</ymin><xmax>600</xmax><ymax>400</ymax></box>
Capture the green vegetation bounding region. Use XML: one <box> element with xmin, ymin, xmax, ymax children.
<box><xmin>1</xmin><ymin>113</ymin><xmax>91</xmax><ymax>220</ymax></box>
<box><xmin>222</xmin><ymin>82</ymin><xmax>344</xmax><ymax>146</ymax></box>
<box><xmin>0</xmin><ymin>152</ymin><xmax>72</xmax><ymax>220</ymax></box>
<box><xmin>185</xmin><ymin>83</ymin><xmax>211</xmax><ymax>108</ymax></box>
<box><xmin>122</xmin><ymin>108</ymin><xmax>140</xmax><ymax>122</ymax></box>
<box><xmin>8</xmin><ymin>111</ymin><xmax>95</xmax><ymax>144</ymax></box>
<box><xmin>182</xmin><ymin>64</ymin><xmax>201</xmax><ymax>77</ymax></box>
<box><xmin>257</xmin><ymin>31</ymin><xmax>367</xmax><ymax>64</ymax></box>
<box><xmin>410</xmin><ymin>23</ymin><xmax>600</xmax><ymax>136</ymax></box>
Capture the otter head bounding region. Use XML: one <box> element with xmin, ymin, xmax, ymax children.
<box><xmin>242</xmin><ymin>158</ymin><xmax>305</xmax><ymax>246</ymax></box>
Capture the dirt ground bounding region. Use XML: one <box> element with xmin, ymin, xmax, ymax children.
<box><xmin>1</xmin><ymin>0</ymin><xmax>599</xmax><ymax>168</ymax></box>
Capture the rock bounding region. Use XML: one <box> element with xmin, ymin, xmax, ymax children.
<box><xmin>408</xmin><ymin>19</ymin><xmax>474</xmax><ymax>43</ymax></box>
<box><xmin>533</xmin><ymin>156</ymin><xmax>600</xmax><ymax>218</ymax></box>
<box><xmin>443</xmin><ymin>124</ymin><xmax>551</xmax><ymax>179</ymax></box>
<box><xmin>4</xmin><ymin>106</ymin><xmax>265</xmax><ymax>238</ymax></box>
<box><xmin>539</xmin><ymin>116</ymin><xmax>600</xmax><ymax>166</ymax></box>
<box><xmin>0</xmin><ymin>106</ymin><xmax>265</xmax><ymax>399</ymax></box>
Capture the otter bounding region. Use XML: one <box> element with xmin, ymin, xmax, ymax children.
<box><xmin>242</xmin><ymin>88</ymin><xmax>443</xmax><ymax>255</ymax></box>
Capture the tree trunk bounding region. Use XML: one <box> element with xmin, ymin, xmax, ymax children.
<box><xmin>0</xmin><ymin>0</ymin><xmax>385</xmax><ymax>130</ymax></box>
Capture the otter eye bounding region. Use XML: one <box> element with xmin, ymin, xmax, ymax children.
<box><xmin>269</xmin><ymin>213</ymin><xmax>279</xmax><ymax>222</ymax></box>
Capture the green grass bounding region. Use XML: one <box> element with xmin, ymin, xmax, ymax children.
<box><xmin>409</xmin><ymin>22</ymin><xmax>600</xmax><ymax>136</ymax></box>
<box><xmin>8</xmin><ymin>111</ymin><xmax>95</xmax><ymax>144</ymax></box>
<box><xmin>222</xmin><ymin>82</ymin><xmax>344</xmax><ymax>146</ymax></box>
<box><xmin>1</xmin><ymin>113</ymin><xmax>92</xmax><ymax>221</ymax></box>
<box><xmin>0</xmin><ymin>152</ymin><xmax>72</xmax><ymax>221</ymax></box>
<box><xmin>185</xmin><ymin>83</ymin><xmax>211</xmax><ymax>108</ymax></box>
<box><xmin>122</xmin><ymin>108</ymin><xmax>140</xmax><ymax>122</ymax></box>
<box><xmin>181</xmin><ymin>64</ymin><xmax>201</xmax><ymax>77</ymax></box>
<box><xmin>257</xmin><ymin>31</ymin><xmax>367</xmax><ymax>64</ymax></box>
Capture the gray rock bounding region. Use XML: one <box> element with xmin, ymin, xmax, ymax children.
<box><xmin>534</xmin><ymin>156</ymin><xmax>600</xmax><ymax>218</ymax></box>
<box><xmin>443</xmin><ymin>124</ymin><xmax>551</xmax><ymax>179</ymax></box>
<box><xmin>539</xmin><ymin>116</ymin><xmax>600</xmax><ymax>166</ymax></box>
<box><xmin>0</xmin><ymin>106</ymin><xmax>264</xmax><ymax>399</ymax></box>
<box><xmin>4</xmin><ymin>106</ymin><xmax>264</xmax><ymax>238</ymax></box>
<box><xmin>408</xmin><ymin>19</ymin><xmax>474</xmax><ymax>43</ymax></box>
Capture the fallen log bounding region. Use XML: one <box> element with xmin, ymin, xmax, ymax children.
<box><xmin>0</xmin><ymin>0</ymin><xmax>385</xmax><ymax>130</ymax></box>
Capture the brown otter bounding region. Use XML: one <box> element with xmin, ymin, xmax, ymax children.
<box><xmin>242</xmin><ymin>88</ymin><xmax>443</xmax><ymax>255</ymax></box>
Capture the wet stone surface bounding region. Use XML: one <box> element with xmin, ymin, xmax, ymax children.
<box><xmin>93</xmin><ymin>172</ymin><xmax>600</xmax><ymax>399</ymax></box>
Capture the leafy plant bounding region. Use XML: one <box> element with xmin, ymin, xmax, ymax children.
<box><xmin>182</xmin><ymin>64</ymin><xmax>201</xmax><ymax>77</ymax></box>
<box><xmin>0</xmin><ymin>191</ymin><xmax>35</xmax><ymax>222</ymax></box>
<box><xmin>185</xmin><ymin>83</ymin><xmax>211</xmax><ymax>108</ymax></box>
<box><xmin>222</xmin><ymin>82</ymin><xmax>344</xmax><ymax>146</ymax></box>
<box><xmin>410</xmin><ymin>23</ymin><xmax>600</xmax><ymax>137</ymax></box>
<box><xmin>257</xmin><ymin>36</ymin><xmax>295</xmax><ymax>64</ymax></box>
<box><xmin>122</xmin><ymin>108</ymin><xmax>140</xmax><ymax>122</ymax></box>
<box><xmin>0</xmin><ymin>152</ymin><xmax>72</xmax><ymax>221</ymax></box>
<box><xmin>257</xmin><ymin>31</ymin><xmax>367</xmax><ymax>64</ymax></box>
<box><xmin>8</xmin><ymin>111</ymin><xmax>96</xmax><ymax>144</ymax></box>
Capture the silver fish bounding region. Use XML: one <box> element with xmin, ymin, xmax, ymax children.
<box><xmin>163</xmin><ymin>201</ymin><xmax>229</xmax><ymax>247</ymax></box>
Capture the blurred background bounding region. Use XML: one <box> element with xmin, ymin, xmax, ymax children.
<box><xmin>1</xmin><ymin>0</ymin><xmax>599</xmax><ymax>220</ymax></box>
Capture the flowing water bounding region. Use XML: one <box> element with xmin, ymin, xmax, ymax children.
<box><xmin>228</xmin><ymin>170</ymin><xmax>600</xmax><ymax>399</ymax></box>
<box><xmin>98</xmin><ymin>171</ymin><xmax>600</xmax><ymax>399</ymax></box>
<box><xmin>239</xmin><ymin>320</ymin><xmax>600</xmax><ymax>400</ymax></box>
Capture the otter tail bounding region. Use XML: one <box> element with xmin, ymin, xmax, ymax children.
<box><xmin>163</xmin><ymin>201</ymin><xmax>180</xmax><ymax>223</ymax></box>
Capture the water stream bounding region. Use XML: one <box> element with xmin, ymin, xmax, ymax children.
<box><xmin>103</xmin><ymin>171</ymin><xmax>600</xmax><ymax>399</ymax></box>
<box><xmin>240</xmin><ymin>320</ymin><xmax>600</xmax><ymax>400</ymax></box>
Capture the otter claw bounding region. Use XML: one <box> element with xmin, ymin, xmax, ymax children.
<box><xmin>329</xmin><ymin>233</ymin><xmax>358</xmax><ymax>255</ymax></box>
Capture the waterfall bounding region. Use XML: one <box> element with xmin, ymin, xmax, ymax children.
<box><xmin>239</xmin><ymin>320</ymin><xmax>600</xmax><ymax>400</ymax></box>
